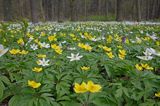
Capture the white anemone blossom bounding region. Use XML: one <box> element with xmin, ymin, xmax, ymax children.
<box><xmin>136</xmin><ymin>48</ymin><xmax>160</xmax><ymax>60</ymax></box>
<box><xmin>146</xmin><ymin>33</ymin><xmax>158</xmax><ymax>41</ymax></box>
<box><xmin>37</xmin><ymin>58</ymin><xmax>50</xmax><ymax>66</ymax></box>
<box><xmin>30</xmin><ymin>44</ymin><xmax>38</xmax><ymax>50</ymax></box>
<box><xmin>143</xmin><ymin>48</ymin><xmax>160</xmax><ymax>57</ymax></box>
<box><xmin>40</xmin><ymin>42</ymin><xmax>50</xmax><ymax>48</ymax></box>
<box><xmin>67</xmin><ymin>53</ymin><xmax>83</xmax><ymax>61</ymax></box>
<box><xmin>67</xmin><ymin>47</ymin><xmax>76</xmax><ymax>51</ymax></box>
<box><xmin>0</xmin><ymin>44</ymin><xmax>9</xmax><ymax>57</ymax></box>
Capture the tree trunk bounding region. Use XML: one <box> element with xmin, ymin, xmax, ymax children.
<box><xmin>3</xmin><ymin>0</ymin><xmax>12</xmax><ymax>21</ymax></box>
<box><xmin>116</xmin><ymin>0</ymin><xmax>122</xmax><ymax>21</ymax></box>
<box><xmin>136</xmin><ymin>0</ymin><xmax>141</xmax><ymax>21</ymax></box>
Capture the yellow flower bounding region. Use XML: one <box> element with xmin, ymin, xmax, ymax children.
<box><xmin>51</xmin><ymin>44</ymin><xmax>63</xmax><ymax>54</ymax></box>
<box><xmin>114</xmin><ymin>34</ymin><xmax>122</xmax><ymax>42</ymax></box>
<box><xmin>81</xmin><ymin>66</ymin><xmax>90</xmax><ymax>71</ymax></box>
<box><xmin>117</xmin><ymin>45</ymin><xmax>122</xmax><ymax>49</ymax></box>
<box><xmin>155</xmin><ymin>92</ymin><xmax>160</xmax><ymax>97</ymax></box>
<box><xmin>86</xmin><ymin>81</ymin><xmax>102</xmax><ymax>93</ymax></box>
<box><xmin>143</xmin><ymin>36</ymin><xmax>150</xmax><ymax>41</ymax></box>
<box><xmin>141</xmin><ymin>63</ymin><xmax>153</xmax><ymax>70</ymax></box>
<box><xmin>17</xmin><ymin>38</ymin><xmax>24</xmax><ymax>45</ymax></box>
<box><xmin>40</xmin><ymin>32</ymin><xmax>46</xmax><ymax>36</ymax></box>
<box><xmin>98</xmin><ymin>45</ymin><xmax>103</xmax><ymax>48</ymax></box>
<box><xmin>70</xmin><ymin>33</ymin><xmax>75</xmax><ymax>37</ymax></box>
<box><xmin>156</xmin><ymin>41</ymin><xmax>160</xmax><ymax>46</ymax></box>
<box><xmin>19</xmin><ymin>50</ymin><xmax>28</xmax><ymax>55</ymax></box>
<box><xmin>78</xmin><ymin>43</ymin><xmax>92</xmax><ymax>51</ymax></box>
<box><xmin>83</xmin><ymin>33</ymin><xmax>93</xmax><ymax>40</ymax></box>
<box><xmin>135</xmin><ymin>63</ymin><xmax>153</xmax><ymax>71</ymax></box>
<box><xmin>119</xmin><ymin>49</ymin><xmax>126</xmax><ymax>56</ymax></box>
<box><xmin>3</xmin><ymin>38</ymin><xmax>7</xmax><ymax>42</ymax></box>
<box><xmin>74</xmin><ymin>82</ymin><xmax>87</xmax><ymax>93</ymax></box>
<box><xmin>125</xmin><ymin>38</ymin><xmax>130</xmax><ymax>44</ymax></box>
<box><xmin>106</xmin><ymin>52</ymin><xmax>114</xmax><ymax>59</ymax></box>
<box><xmin>118</xmin><ymin>49</ymin><xmax>126</xmax><ymax>60</ymax></box>
<box><xmin>118</xmin><ymin>54</ymin><xmax>125</xmax><ymax>60</ymax></box>
<box><xmin>48</xmin><ymin>35</ymin><xmax>57</xmax><ymax>42</ymax></box>
<box><xmin>135</xmin><ymin>64</ymin><xmax>143</xmax><ymax>71</ymax></box>
<box><xmin>102</xmin><ymin>46</ymin><xmax>112</xmax><ymax>52</ymax></box>
<box><xmin>106</xmin><ymin>35</ymin><xmax>113</xmax><ymax>43</ymax></box>
<box><xmin>37</xmin><ymin>54</ymin><xmax>46</xmax><ymax>58</ymax></box>
<box><xmin>34</xmin><ymin>39</ymin><xmax>39</xmax><ymax>43</ymax></box>
<box><xmin>55</xmin><ymin>49</ymin><xmax>63</xmax><ymax>54</ymax></box>
<box><xmin>28</xmin><ymin>80</ymin><xmax>41</xmax><ymax>89</ymax></box>
<box><xmin>9</xmin><ymin>49</ymin><xmax>20</xmax><ymax>55</ymax></box>
<box><xmin>26</xmin><ymin>33</ymin><xmax>33</xmax><ymax>38</ymax></box>
<box><xmin>32</xmin><ymin>67</ymin><xmax>43</xmax><ymax>73</ymax></box>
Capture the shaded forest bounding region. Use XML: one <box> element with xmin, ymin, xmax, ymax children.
<box><xmin>0</xmin><ymin>0</ymin><xmax>160</xmax><ymax>22</ymax></box>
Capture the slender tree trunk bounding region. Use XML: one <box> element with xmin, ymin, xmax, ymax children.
<box><xmin>3</xmin><ymin>0</ymin><xmax>12</xmax><ymax>21</ymax></box>
<box><xmin>136</xmin><ymin>0</ymin><xmax>141</xmax><ymax>21</ymax></box>
<box><xmin>0</xmin><ymin>0</ymin><xmax>4</xmax><ymax>21</ymax></box>
<box><xmin>116</xmin><ymin>0</ymin><xmax>122</xmax><ymax>21</ymax></box>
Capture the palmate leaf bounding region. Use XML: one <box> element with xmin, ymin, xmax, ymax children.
<box><xmin>0</xmin><ymin>80</ymin><xmax>4</xmax><ymax>99</ymax></box>
<box><xmin>8</xmin><ymin>95</ymin><xmax>21</xmax><ymax>106</ymax></box>
<box><xmin>8</xmin><ymin>92</ymin><xmax>55</xmax><ymax>106</ymax></box>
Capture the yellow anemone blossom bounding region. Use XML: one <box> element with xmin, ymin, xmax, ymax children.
<box><xmin>156</xmin><ymin>41</ymin><xmax>160</xmax><ymax>46</ymax></box>
<box><xmin>102</xmin><ymin>46</ymin><xmax>112</xmax><ymax>52</ymax></box>
<box><xmin>40</xmin><ymin>32</ymin><xmax>46</xmax><ymax>36</ymax></box>
<box><xmin>9</xmin><ymin>49</ymin><xmax>20</xmax><ymax>55</ymax></box>
<box><xmin>155</xmin><ymin>92</ymin><xmax>160</xmax><ymax>97</ymax></box>
<box><xmin>135</xmin><ymin>64</ymin><xmax>143</xmax><ymax>71</ymax></box>
<box><xmin>106</xmin><ymin>52</ymin><xmax>114</xmax><ymax>59</ymax></box>
<box><xmin>32</xmin><ymin>67</ymin><xmax>43</xmax><ymax>73</ymax></box>
<box><xmin>78</xmin><ymin>43</ymin><xmax>92</xmax><ymax>51</ymax></box>
<box><xmin>17</xmin><ymin>38</ymin><xmax>24</xmax><ymax>45</ymax></box>
<box><xmin>135</xmin><ymin>63</ymin><xmax>153</xmax><ymax>71</ymax></box>
<box><xmin>37</xmin><ymin>54</ymin><xmax>46</xmax><ymax>58</ymax></box>
<box><xmin>34</xmin><ymin>39</ymin><xmax>39</xmax><ymax>44</ymax></box>
<box><xmin>48</xmin><ymin>35</ymin><xmax>57</xmax><ymax>42</ymax></box>
<box><xmin>125</xmin><ymin>38</ymin><xmax>130</xmax><ymax>44</ymax></box>
<box><xmin>19</xmin><ymin>50</ymin><xmax>28</xmax><ymax>55</ymax></box>
<box><xmin>28</xmin><ymin>80</ymin><xmax>41</xmax><ymax>89</ymax></box>
<box><xmin>117</xmin><ymin>45</ymin><xmax>122</xmax><ymax>49</ymax></box>
<box><xmin>86</xmin><ymin>81</ymin><xmax>102</xmax><ymax>93</ymax></box>
<box><xmin>118</xmin><ymin>49</ymin><xmax>126</xmax><ymax>60</ymax></box>
<box><xmin>106</xmin><ymin>35</ymin><xmax>113</xmax><ymax>43</ymax></box>
<box><xmin>51</xmin><ymin>44</ymin><xmax>63</xmax><ymax>54</ymax></box>
<box><xmin>81</xmin><ymin>66</ymin><xmax>90</xmax><ymax>71</ymax></box>
<box><xmin>74</xmin><ymin>82</ymin><xmax>87</xmax><ymax>93</ymax></box>
<box><xmin>141</xmin><ymin>63</ymin><xmax>153</xmax><ymax>70</ymax></box>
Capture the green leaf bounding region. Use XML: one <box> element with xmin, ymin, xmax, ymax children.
<box><xmin>0</xmin><ymin>80</ymin><xmax>4</xmax><ymax>99</ymax></box>
<box><xmin>104</xmin><ymin>65</ymin><xmax>112</xmax><ymax>78</ymax></box>
<box><xmin>115</xmin><ymin>88</ymin><xmax>123</xmax><ymax>98</ymax></box>
<box><xmin>8</xmin><ymin>95</ymin><xmax>21</xmax><ymax>106</ymax></box>
<box><xmin>0</xmin><ymin>75</ymin><xmax>11</xmax><ymax>85</ymax></box>
<box><xmin>60</xmin><ymin>101</ymin><xmax>81</xmax><ymax>106</ymax></box>
<box><xmin>122</xmin><ymin>87</ymin><xmax>129</xmax><ymax>97</ymax></box>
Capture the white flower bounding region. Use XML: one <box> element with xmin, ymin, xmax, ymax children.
<box><xmin>0</xmin><ymin>44</ymin><xmax>9</xmax><ymax>57</ymax></box>
<box><xmin>67</xmin><ymin>53</ymin><xmax>83</xmax><ymax>61</ymax></box>
<box><xmin>40</xmin><ymin>42</ymin><xmax>50</xmax><ymax>48</ymax></box>
<box><xmin>136</xmin><ymin>56</ymin><xmax>154</xmax><ymax>61</ymax></box>
<box><xmin>67</xmin><ymin>47</ymin><xmax>76</xmax><ymax>50</ymax></box>
<box><xmin>145</xmin><ymin>48</ymin><xmax>160</xmax><ymax>56</ymax></box>
<box><xmin>136</xmin><ymin>48</ymin><xmax>160</xmax><ymax>61</ymax></box>
<box><xmin>37</xmin><ymin>58</ymin><xmax>50</xmax><ymax>66</ymax></box>
<box><xmin>136</xmin><ymin>37</ymin><xmax>142</xmax><ymax>43</ymax></box>
<box><xmin>146</xmin><ymin>33</ymin><xmax>158</xmax><ymax>40</ymax></box>
<box><xmin>30</xmin><ymin>44</ymin><xmax>38</xmax><ymax>50</ymax></box>
<box><xmin>144</xmin><ymin>48</ymin><xmax>155</xmax><ymax>56</ymax></box>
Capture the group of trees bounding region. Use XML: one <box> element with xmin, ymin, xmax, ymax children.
<box><xmin>0</xmin><ymin>0</ymin><xmax>159</xmax><ymax>22</ymax></box>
